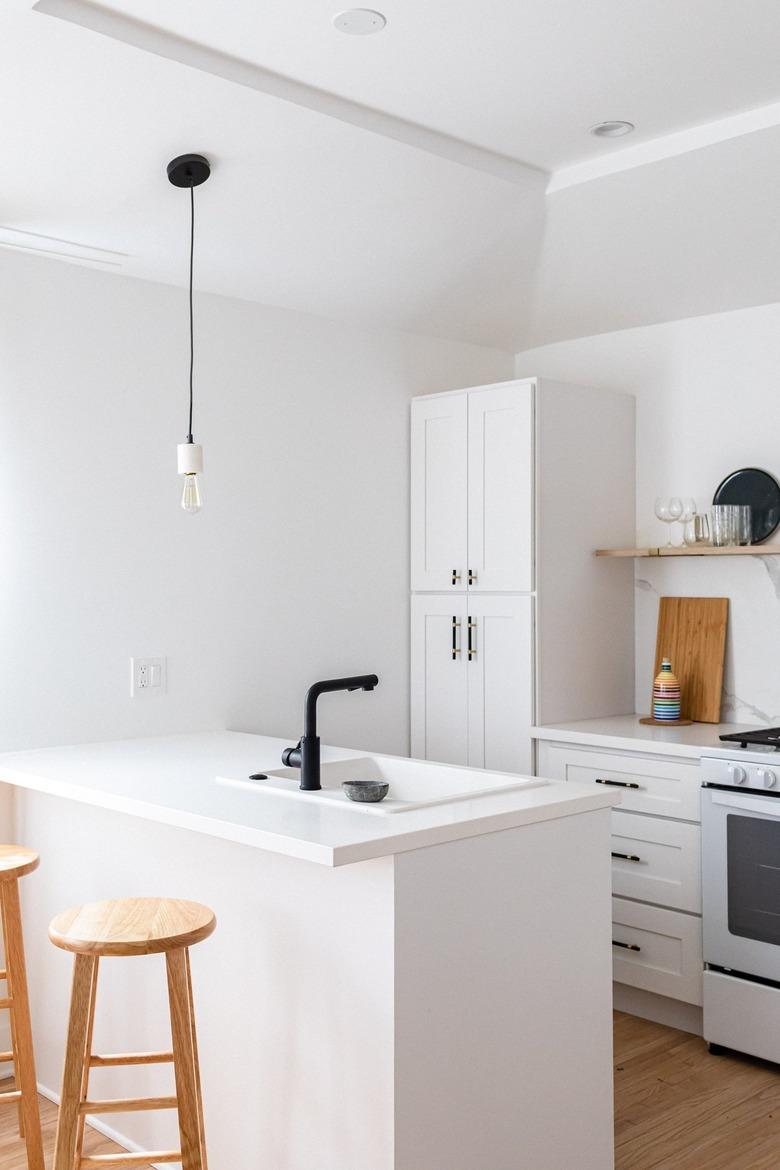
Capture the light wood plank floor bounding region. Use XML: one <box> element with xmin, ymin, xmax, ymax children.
<box><xmin>614</xmin><ymin>1010</ymin><xmax>780</xmax><ymax>1169</ymax></box>
<box><xmin>0</xmin><ymin>1015</ymin><xmax>777</xmax><ymax>1168</ymax></box>
<box><xmin>0</xmin><ymin>1081</ymin><xmax>152</xmax><ymax>1169</ymax></box>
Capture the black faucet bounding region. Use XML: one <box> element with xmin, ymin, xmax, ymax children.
<box><xmin>281</xmin><ymin>675</ymin><xmax>379</xmax><ymax>791</ymax></box>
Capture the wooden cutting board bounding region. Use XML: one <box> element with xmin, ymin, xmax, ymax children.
<box><xmin>651</xmin><ymin>597</ymin><xmax>729</xmax><ymax>723</ymax></box>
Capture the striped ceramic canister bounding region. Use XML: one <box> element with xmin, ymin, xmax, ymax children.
<box><xmin>653</xmin><ymin>658</ymin><xmax>681</xmax><ymax>721</ymax></box>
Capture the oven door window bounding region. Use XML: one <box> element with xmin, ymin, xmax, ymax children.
<box><xmin>727</xmin><ymin>812</ymin><xmax>780</xmax><ymax>944</ymax></box>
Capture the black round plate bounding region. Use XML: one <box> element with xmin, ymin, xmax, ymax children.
<box><xmin>713</xmin><ymin>467</ymin><xmax>780</xmax><ymax>544</ymax></box>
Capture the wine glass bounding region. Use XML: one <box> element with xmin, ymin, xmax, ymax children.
<box><xmin>655</xmin><ymin>497</ymin><xmax>683</xmax><ymax>547</ymax></box>
<box><xmin>679</xmin><ymin>498</ymin><xmax>697</xmax><ymax>546</ymax></box>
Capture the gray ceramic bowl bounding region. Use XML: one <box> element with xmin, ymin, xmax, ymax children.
<box><xmin>342</xmin><ymin>780</ymin><xmax>389</xmax><ymax>804</ymax></box>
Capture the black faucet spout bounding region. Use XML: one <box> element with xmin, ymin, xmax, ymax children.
<box><xmin>283</xmin><ymin>674</ymin><xmax>379</xmax><ymax>792</ymax></box>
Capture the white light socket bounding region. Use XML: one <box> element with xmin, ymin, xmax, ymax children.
<box><xmin>177</xmin><ymin>442</ymin><xmax>203</xmax><ymax>475</ymax></box>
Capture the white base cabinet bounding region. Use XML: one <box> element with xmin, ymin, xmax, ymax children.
<box><xmin>411</xmin><ymin>378</ymin><xmax>635</xmax><ymax>772</ymax></box>
<box><xmin>537</xmin><ymin>737</ymin><xmax>704</xmax><ymax>1009</ymax></box>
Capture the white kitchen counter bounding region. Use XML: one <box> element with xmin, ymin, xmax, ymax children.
<box><xmin>532</xmin><ymin>714</ymin><xmax>756</xmax><ymax>760</ymax></box>
<box><xmin>0</xmin><ymin>730</ymin><xmax>615</xmax><ymax>866</ymax></box>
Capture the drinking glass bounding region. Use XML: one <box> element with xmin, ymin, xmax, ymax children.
<box><xmin>712</xmin><ymin>504</ymin><xmax>737</xmax><ymax>547</ymax></box>
<box><xmin>736</xmin><ymin>505</ymin><xmax>752</xmax><ymax>546</ymax></box>
<box><xmin>654</xmin><ymin>496</ymin><xmax>683</xmax><ymax>547</ymax></box>
<box><xmin>693</xmin><ymin>513</ymin><xmax>711</xmax><ymax>545</ymax></box>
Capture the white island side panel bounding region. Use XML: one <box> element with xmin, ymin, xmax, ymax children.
<box><xmin>394</xmin><ymin>808</ymin><xmax>615</xmax><ymax>1170</ymax></box>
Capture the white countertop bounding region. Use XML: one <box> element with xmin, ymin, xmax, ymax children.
<box><xmin>532</xmin><ymin>714</ymin><xmax>756</xmax><ymax>759</ymax></box>
<box><xmin>0</xmin><ymin>732</ymin><xmax>616</xmax><ymax>867</ymax></box>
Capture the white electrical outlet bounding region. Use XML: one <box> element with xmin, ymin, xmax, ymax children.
<box><xmin>130</xmin><ymin>657</ymin><xmax>167</xmax><ymax>697</ymax></box>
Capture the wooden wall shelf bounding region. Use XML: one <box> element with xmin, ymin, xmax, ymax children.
<box><xmin>596</xmin><ymin>545</ymin><xmax>780</xmax><ymax>558</ymax></box>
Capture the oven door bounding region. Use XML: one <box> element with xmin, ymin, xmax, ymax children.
<box><xmin>702</xmin><ymin>786</ymin><xmax>780</xmax><ymax>982</ymax></box>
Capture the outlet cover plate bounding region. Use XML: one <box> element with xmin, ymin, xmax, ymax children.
<box><xmin>130</xmin><ymin>656</ymin><xmax>167</xmax><ymax>697</ymax></box>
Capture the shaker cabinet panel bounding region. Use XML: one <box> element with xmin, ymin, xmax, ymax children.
<box><xmin>411</xmin><ymin>395</ymin><xmax>468</xmax><ymax>592</ymax></box>
<box><xmin>467</xmin><ymin>384</ymin><xmax>534</xmax><ymax>592</ymax></box>
<box><xmin>411</xmin><ymin>594</ymin><xmax>534</xmax><ymax>774</ymax></box>
<box><xmin>411</xmin><ymin>595</ymin><xmax>469</xmax><ymax>766</ymax></box>
<box><xmin>466</xmin><ymin>595</ymin><xmax>534</xmax><ymax>775</ymax></box>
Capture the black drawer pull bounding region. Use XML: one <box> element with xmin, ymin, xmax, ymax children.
<box><xmin>611</xmin><ymin>851</ymin><xmax>642</xmax><ymax>863</ymax></box>
<box><xmin>612</xmin><ymin>940</ymin><xmax>641</xmax><ymax>952</ymax></box>
<box><xmin>596</xmin><ymin>778</ymin><xmax>640</xmax><ymax>789</ymax></box>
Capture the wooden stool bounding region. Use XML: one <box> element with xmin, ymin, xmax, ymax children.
<box><xmin>49</xmin><ymin>897</ymin><xmax>216</xmax><ymax>1170</ymax></box>
<box><xmin>0</xmin><ymin>846</ymin><xmax>44</xmax><ymax>1170</ymax></box>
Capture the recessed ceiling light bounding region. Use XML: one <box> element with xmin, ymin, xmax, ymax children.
<box><xmin>590</xmin><ymin>120</ymin><xmax>635</xmax><ymax>139</ymax></box>
<box><xmin>333</xmin><ymin>9</ymin><xmax>387</xmax><ymax>35</ymax></box>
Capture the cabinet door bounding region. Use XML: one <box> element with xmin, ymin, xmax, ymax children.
<box><xmin>411</xmin><ymin>394</ymin><xmax>468</xmax><ymax>591</ymax></box>
<box><xmin>467</xmin><ymin>383</ymin><xmax>534</xmax><ymax>592</ymax></box>
<box><xmin>466</xmin><ymin>594</ymin><xmax>534</xmax><ymax>774</ymax></box>
<box><xmin>411</xmin><ymin>595</ymin><xmax>469</xmax><ymax>765</ymax></box>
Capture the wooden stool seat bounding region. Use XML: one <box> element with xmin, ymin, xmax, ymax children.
<box><xmin>0</xmin><ymin>846</ymin><xmax>39</xmax><ymax>881</ymax></box>
<box><xmin>49</xmin><ymin>897</ymin><xmax>216</xmax><ymax>957</ymax></box>
<box><xmin>51</xmin><ymin>896</ymin><xmax>215</xmax><ymax>1170</ymax></box>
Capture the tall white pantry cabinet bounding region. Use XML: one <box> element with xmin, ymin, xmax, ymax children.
<box><xmin>411</xmin><ymin>377</ymin><xmax>636</xmax><ymax>774</ymax></box>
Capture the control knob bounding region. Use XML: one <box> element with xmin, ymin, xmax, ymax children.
<box><xmin>728</xmin><ymin>764</ymin><xmax>747</xmax><ymax>785</ymax></box>
<box><xmin>758</xmin><ymin>768</ymin><xmax>777</xmax><ymax>789</ymax></box>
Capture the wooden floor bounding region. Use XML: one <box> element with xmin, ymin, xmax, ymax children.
<box><xmin>614</xmin><ymin>1010</ymin><xmax>780</xmax><ymax>1169</ymax></box>
<box><xmin>0</xmin><ymin>1084</ymin><xmax>152</xmax><ymax>1169</ymax></box>
<box><xmin>0</xmin><ymin>1014</ymin><xmax>777</xmax><ymax>1168</ymax></box>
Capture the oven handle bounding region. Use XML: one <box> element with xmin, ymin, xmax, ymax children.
<box><xmin>708</xmin><ymin>790</ymin><xmax>780</xmax><ymax>818</ymax></box>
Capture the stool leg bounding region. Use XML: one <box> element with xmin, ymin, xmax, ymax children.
<box><xmin>167</xmin><ymin>947</ymin><xmax>207</xmax><ymax>1170</ymax></box>
<box><xmin>1</xmin><ymin>878</ymin><xmax>45</xmax><ymax>1170</ymax></box>
<box><xmin>74</xmin><ymin>956</ymin><xmax>99</xmax><ymax>1165</ymax></box>
<box><xmin>185</xmin><ymin>949</ymin><xmax>208</xmax><ymax>1168</ymax></box>
<box><xmin>54</xmin><ymin>953</ymin><xmax>98</xmax><ymax>1170</ymax></box>
<box><xmin>1</xmin><ymin>887</ymin><xmax>24</xmax><ymax>1138</ymax></box>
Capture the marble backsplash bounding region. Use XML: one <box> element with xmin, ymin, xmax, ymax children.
<box><xmin>634</xmin><ymin>555</ymin><xmax>780</xmax><ymax>726</ymax></box>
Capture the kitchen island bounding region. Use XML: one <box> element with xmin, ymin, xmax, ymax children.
<box><xmin>0</xmin><ymin>732</ymin><xmax>617</xmax><ymax>1169</ymax></box>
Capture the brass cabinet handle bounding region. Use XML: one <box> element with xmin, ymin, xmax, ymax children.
<box><xmin>612</xmin><ymin>940</ymin><xmax>641</xmax><ymax>952</ymax></box>
<box><xmin>451</xmin><ymin>616</ymin><xmax>461</xmax><ymax>660</ymax></box>
<box><xmin>468</xmin><ymin>569</ymin><xmax>477</xmax><ymax>585</ymax></box>
<box><xmin>467</xmin><ymin>618</ymin><xmax>476</xmax><ymax>660</ymax></box>
<box><xmin>451</xmin><ymin>569</ymin><xmax>461</xmax><ymax>586</ymax></box>
<box><xmin>596</xmin><ymin>778</ymin><xmax>640</xmax><ymax>790</ymax></box>
<box><xmin>611</xmin><ymin>851</ymin><xmax>642</xmax><ymax>863</ymax></box>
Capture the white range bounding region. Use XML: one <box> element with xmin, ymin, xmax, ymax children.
<box><xmin>702</xmin><ymin>740</ymin><xmax>780</xmax><ymax>1065</ymax></box>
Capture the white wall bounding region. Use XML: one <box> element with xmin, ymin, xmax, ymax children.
<box><xmin>0</xmin><ymin>249</ymin><xmax>513</xmax><ymax>756</ymax></box>
<box><xmin>516</xmin><ymin>302</ymin><xmax>780</xmax><ymax>723</ymax></box>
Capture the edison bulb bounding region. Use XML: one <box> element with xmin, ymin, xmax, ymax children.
<box><xmin>181</xmin><ymin>473</ymin><xmax>202</xmax><ymax>513</ymax></box>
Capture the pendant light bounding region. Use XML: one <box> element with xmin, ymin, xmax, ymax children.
<box><xmin>167</xmin><ymin>152</ymin><xmax>211</xmax><ymax>513</ymax></box>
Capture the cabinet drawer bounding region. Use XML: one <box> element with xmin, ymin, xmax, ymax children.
<box><xmin>547</xmin><ymin>746</ymin><xmax>700</xmax><ymax>822</ymax></box>
<box><xmin>612</xmin><ymin>897</ymin><xmax>702</xmax><ymax>1005</ymax></box>
<box><xmin>610</xmin><ymin>811</ymin><xmax>701</xmax><ymax>913</ymax></box>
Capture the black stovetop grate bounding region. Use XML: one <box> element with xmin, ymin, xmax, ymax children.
<box><xmin>720</xmin><ymin>727</ymin><xmax>780</xmax><ymax>749</ymax></box>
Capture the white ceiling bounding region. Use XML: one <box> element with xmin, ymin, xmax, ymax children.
<box><xmin>44</xmin><ymin>0</ymin><xmax>780</xmax><ymax>171</ymax></box>
<box><xmin>4</xmin><ymin>0</ymin><xmax>780</xmax><ymax>351</ymax></box>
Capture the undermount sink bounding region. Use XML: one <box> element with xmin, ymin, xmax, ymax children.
<box><xmin>216</xmin><ymin>754</ymin><xmax>545</xmax><ymax>814</ymax></box>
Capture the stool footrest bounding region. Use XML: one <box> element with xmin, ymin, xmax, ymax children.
<box><xmin>80</xmin><ymin>1152</ymin><xmax>182</xmax><ymax>1167</ymax></box>
<box><xmin>79</xmin><ymin>1096</ymin><xmax>179</xmax><ymax>1115</ymax></box>
<box><xmin>0</xmin><ymin>997</ymin><xmax>14</xmax><ymax>1010</ymax></box>
<box><xmin>0</xmin><ymin>1090</ymin><xmax>22</xmax><ymax>1103</ymax></box>
<box><xmin>89</xmin><ymin>1051</ymin><xmax>175</xmax><ymax>1068</ymax></box>
<box><xmin>0</xmin><ymin>1050</ymin><xmax>15</xmax><ymax>1063</ymax></box>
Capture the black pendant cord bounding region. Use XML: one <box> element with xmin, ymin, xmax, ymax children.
<box><xmin>187</xmin><ymin>183</ymin><xmax>195</xmax><ymax>444</ymax></box>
